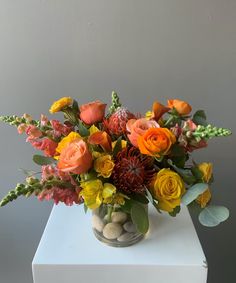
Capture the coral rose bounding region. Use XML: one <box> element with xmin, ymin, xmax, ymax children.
<box><xmin>151</xmin><ymin>168</ymin><xmax>185</xmax><ymax>212</ymax></box>
<box><xmin>57</xmin><ymin>139</ymin><xmax>92</xmax><ymax>174</ymax></box>
<box><xmin>126</xmin><ymin>118</ymin><xmax>160</xmax><ymax>147</ymax></box>
<box><xmin>80</xmin><ymin>100</ymin><xmax>106</xmax><ymax>125</ymax></box>
<box><xmin>167</xmin><ymin>99</ymin><xmax>192</xmax><ymax>115</ymax></box>
<box><xmin>138</xmin><ymin>128</ymin><xmax>176</xmax><ymax>157</ymax></box>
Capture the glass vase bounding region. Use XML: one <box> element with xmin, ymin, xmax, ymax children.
<box><xmin>91</xmin><ymin>204</ymin><xmax>148</xmax><ymax>247</ymax></box>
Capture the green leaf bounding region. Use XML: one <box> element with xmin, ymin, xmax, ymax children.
<box><xmin>131</xmin><ymin>203</ymin><xmax>149</xmax><ymax>234</ymax></box>
<box><xmin>199</xmin><ymin>205</ymin><xmax>229</xmax><ymax>227</ymax></box>
<box><xmin>33</xmin><ymin>155</ymin><xmax>55</xmax><ymax>166</ymax></box>
<box><xmin>191</xmin><ymin>167</ymin><xmax>203</xmax><ymax>181</ymax></box>
<box><xmin>84</xmin><ymin>203</ymin><xmax>88</xmax><ymax>214</ymax></box>
<box><xmin>169</xmin><ymin>205</ymin><xmax>181</xmax><ymax>217</ymax></box>
<box><xmin>182</xmin><ymin>183</ymin><xmax>209</xmax><ymax>206</ymax></box>
<box><xmin>146</xmin><ymin>188</ymin><xmax>154</xmax><ymax>204</ymax></box>
<box><xmin>171</xmin><ymin>155</ymin><xmax>186</xmax><ymax>168</ymax></box>
<box><xmin>171</xmin><ymin>144</ymin><xmax>185</xmax><ymax>156</ymax></box>
<box><xmin>132</xmin><ymin>193</ymin><xmax>149</xmax><ymax>204</ymax></box>
<box><xmin>193</xmin><ymin>110</ymin><xmax>207</xmax><ymax>126</ymax></box>
<box><xmin>78</xmin><ymin>120</ymin><xmax>89</xmax><ymax>137</ymax></box>
<box><xmin>72</xmin><ymin>99</ymin><xmax>79</xmax><ymax>113</ymax></box>
<box><xmin>168</xmin><ymin>159</ymin><xmax>196</xmax><ymax>184</ymax></box>
<box><xmin>112</xmin><ymin>136</ymin><xmax>122</xmax><ymax>157</ymax></box>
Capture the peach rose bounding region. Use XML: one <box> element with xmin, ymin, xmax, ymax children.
<box><xmin>57</xmin><ymin>139</ymin><xmax>93</xmax><ymax>174</ymax></box>
<box><xmin>126</xmin><ymin>118</ymin><xmax>160</xmax><ymax>147</ymax></box>
<box><xmin>167</xmin><ymin>99</ymin><xmax>192</xmax><ymax>115</ymax></box>
<box><xmin>88</xmin><ymin>131</ymin><xmax>112</xmax><ymax>152</ymax></box>
<box><xmin>79</xmin><ymin>100</ymin><xmax>106</xmax><ymax>125</ymax></box>
<box><xmin>138</xmin><ymin>128</ymin><xmax>176</xmax><ymax>157</ymax></box>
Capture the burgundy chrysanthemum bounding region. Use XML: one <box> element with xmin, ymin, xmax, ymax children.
<box><xmin>112</xmin><ymin>147</ymin><xmax>155</xmax><ymax>194</ymax></box>
<box><xmin>104</xmin><ymin>107</ymin><xmax>136</xmax><ymax>135</ymax></box>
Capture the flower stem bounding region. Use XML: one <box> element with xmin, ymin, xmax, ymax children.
<box><xmin>107</xmin><ymin>205</ymin><xmax>113</xmax><ymax>222</ymax></box>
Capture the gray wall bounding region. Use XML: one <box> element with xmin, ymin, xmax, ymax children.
<box><xmin>0</xmin><ymin>1</ymin><xmax>235</xmax><ymax>282</ymax></box>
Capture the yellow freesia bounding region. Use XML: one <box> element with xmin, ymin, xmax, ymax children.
<box><xmin>94</xmin><ymin>155</ymin><xmax>115</xmax><ymax>178</ymax></box>
<box><xmin>49</xmin><ymin>97</ymin><xmax>73</xmax><ymax>114</ymax></box>
<box><xmin>80</xmin><ymin>179</ymin><xmax>116</xmax><ymax>209</ymax></box>
<box><xmin>145</xmin><ymin>110</ymin><xmax>153</xmax><ymax>120</ymax></box>
<box><xmin>89</xmin><ymin>125</ymin><xmax>100</xmax><ymax>135</ymax></box>
<box><xmin>54</xmin><ymin>131</ymin><xmax>81</xmax><ymax>159</ymax></box>
<box><xmin>112</xmin><ymin>139</ymin><xmax>127</xmax><ymax>150</ymax></box>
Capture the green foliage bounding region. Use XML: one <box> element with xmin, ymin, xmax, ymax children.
<box><xmin>33</xmin><ymin>155</ymin><xmax>55</xmax><ymax>166</ymax></box>
<box><xmin>193</xmin><ymin>110</ymin><xmax>207</xmax><ymax>126</ymax></box>
<box><xmin>169</xmin><ymin>206</ymin><xmax>181</xmax><ymax>217</ymax></box>
<box><xmin>182</xmin><ymin>183</ymin><xmax>209</xmax><ymax>206</ymax></box>
<box><xmin>0</xmin><ymin>115</ymin><xmax>40</xmax><ymax>127</ymax></box>
<box><xmin>198</xmin><ymin>205</ymin><xmax>229</xmax><ymax>227</ymax></box>
<box><xmin>191</xmin><ymin>166</ymin><xmax>203</xmax><ymax>181</ymax></box>
<box><xmin>192</xmin><ymin>124</ymin><xmax>232</xmax><ymax>141</ymax></box>
<box><xmin>112</xmin><ymin>136</ymin><xmax>122</xmax><ymax>157</ymax></box>
<box><xmin>131</xmin><ymin>202</ymin><xmax>149</xmax><ymax>234</ymax></box>
<box><xmin>77</xmin><ymin>120</ymin><xmax>89</xmax><ymax>137</ymax></box>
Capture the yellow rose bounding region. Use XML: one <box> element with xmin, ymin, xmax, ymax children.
<box><xmin>94</xmin><ymin>155</ymin><xmax>115</xmax><ymax>178</ymax></box>
<box><xmin>196</xmin><ymin>188</ymin><xmax>211</xmax><ymax>208</ymax></box>
<box><xmin>198</xmin><ymin>162</ymin><xmax>213</xmax><ymax>183</ymax></box>
<box><xmin>54</xmin><ymin>132</ymin><xmax>81</xmax><ymax>159</ymax></box>
<box><xmin>151</xmin><ymin>168</ymin><xmax>185</xmax><ymax>212</ymax></box>
<box><xmin>80</xmin><ymin>179</ymin><xmax>116</xmax><ymax>209</ymax></box>
<box><xmin>49</xmin><ymin>97</ymin><xmax>73</xmax><ymax>114</ymax></box>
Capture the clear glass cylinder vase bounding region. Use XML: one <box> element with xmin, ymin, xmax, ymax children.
<box><xmin>91</xmin><ymin>204</ymin><xmax>148</xmax><ymax>247</ymax></box>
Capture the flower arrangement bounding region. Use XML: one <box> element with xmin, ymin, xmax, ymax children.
<box><xmin>0</xmin><ymin>92</ymin><xmax>232</xmax><ymax>239</ymax></box>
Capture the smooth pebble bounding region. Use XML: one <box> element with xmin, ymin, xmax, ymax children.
<box><xmin>92</xmin><ymin>214</ymin><xmax>105</xmax><ymax>233</ymax></box>
<box><xmin>111</xmin><ymin>212</ymin><xmax>127</xmax><ymax>224</ymax></box>
<box><xmin>123</xmin><ymin>221</ymin><xmax>137</xmax><ymax>233</ymax></box>
<box><xmin>117</xmin><ymin>232</ymin><xmax>135</xmax><ymax>242</ymax></box>
<box><xmin>103</xmin><ymin>223</ymin><xmax>123</xmax><ymax>240</ymax></box>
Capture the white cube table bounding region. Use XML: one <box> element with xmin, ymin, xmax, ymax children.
<box><xmin>32</xmin><ymin>204</ymin><xmax>208</xmax><ymax>283</ymax></box>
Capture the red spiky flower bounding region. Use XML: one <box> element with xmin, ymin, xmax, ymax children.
<box><xmin>104</xmin><ymin>107</ymin><xmax>136</xmax><ymax>135</ymax></box>
<box><xmin>112</xmin><ymin>147</ymin><xmax>155</xmax><ymax>194</ymax></box>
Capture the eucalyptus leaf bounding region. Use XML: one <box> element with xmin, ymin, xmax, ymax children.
<box><xmin>182</xmin><ymin>183</ymin><xmax>209</xmax><ymax>206</ymax></box>
<box><xmin>33</xmin><ymin>155</ymin><xmax>55</xmax><ymax>166</ymax></box>
<box><xmin>131</xmin><ymin>203</ymin><xmax>149</xmax><ymax>234</ymax></box>
<box><xmin>199</xmin><ymin>205</ymin><xmax>229</xmax><ymax>227</ymax></box>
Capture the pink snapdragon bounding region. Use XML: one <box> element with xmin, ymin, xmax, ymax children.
<box><xmin>30</xmin><ymin>138</ymin><xmax>58</xmax><ymax>157</ymax></box>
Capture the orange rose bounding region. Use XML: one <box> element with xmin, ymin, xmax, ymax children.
<box><xmin>138</xmin><ymin>128</ymin><xmax>176</xmax><ymax>157</ymax></box>
<box><xmin>88</xmin><ymin>131</ymin><xmax>112</xmax><ymax>152</ymax></box>
<box><xmin>57</xmin><ymin>139</ymin><xmax>93</xmax><ymax>174</ymax></box>
<box><xmin>127</xmin><ymin>118</ymin><xmax>160</xmax><ymax>147</ymax></box>
<box><xmin>167</xmin><ymin>99</ymin><xmax>192</xmax><ymax>115</ymax></box>
<box><xmin>152</xmin><ymin>101</ymin><xmax>170</xmax><ymax>121</ymax></box>
<box><xmin>79</xmin><ymin>100</ymin><xmax>106</xmax><ymax>125</ymax></box>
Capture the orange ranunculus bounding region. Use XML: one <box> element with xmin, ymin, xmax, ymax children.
<box><xmin>88</xmin><ymin>131</ymin><xmax>112</xmax><ymax>152</ymax></box>
<box><xmin>79</xmin><ymin>100</ymin><xmax>106</xmax><ymax>125</ymax></box>
<box><xmin>152</xmin><ymin>101</ymin><xmax>170</xmax><ymax>121</ymax></box>
<box><xmin>57</xmin><ymin>139</ymin><xmax>93</xmax><ymax>174</ymax></box>
<box><xmin>167</xmin><ymin>99</ymin><xmax>192</xmax><ymax>115</ymax></box>
<box><xmin>126</xmin><ymin>118</ymin><xmax>160</xmax><ymax>147</ymax></box>
<box><xmin>138</xmin><ymin>128</ymin><xmax>176</xmax><ymax>157</ymax></box>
